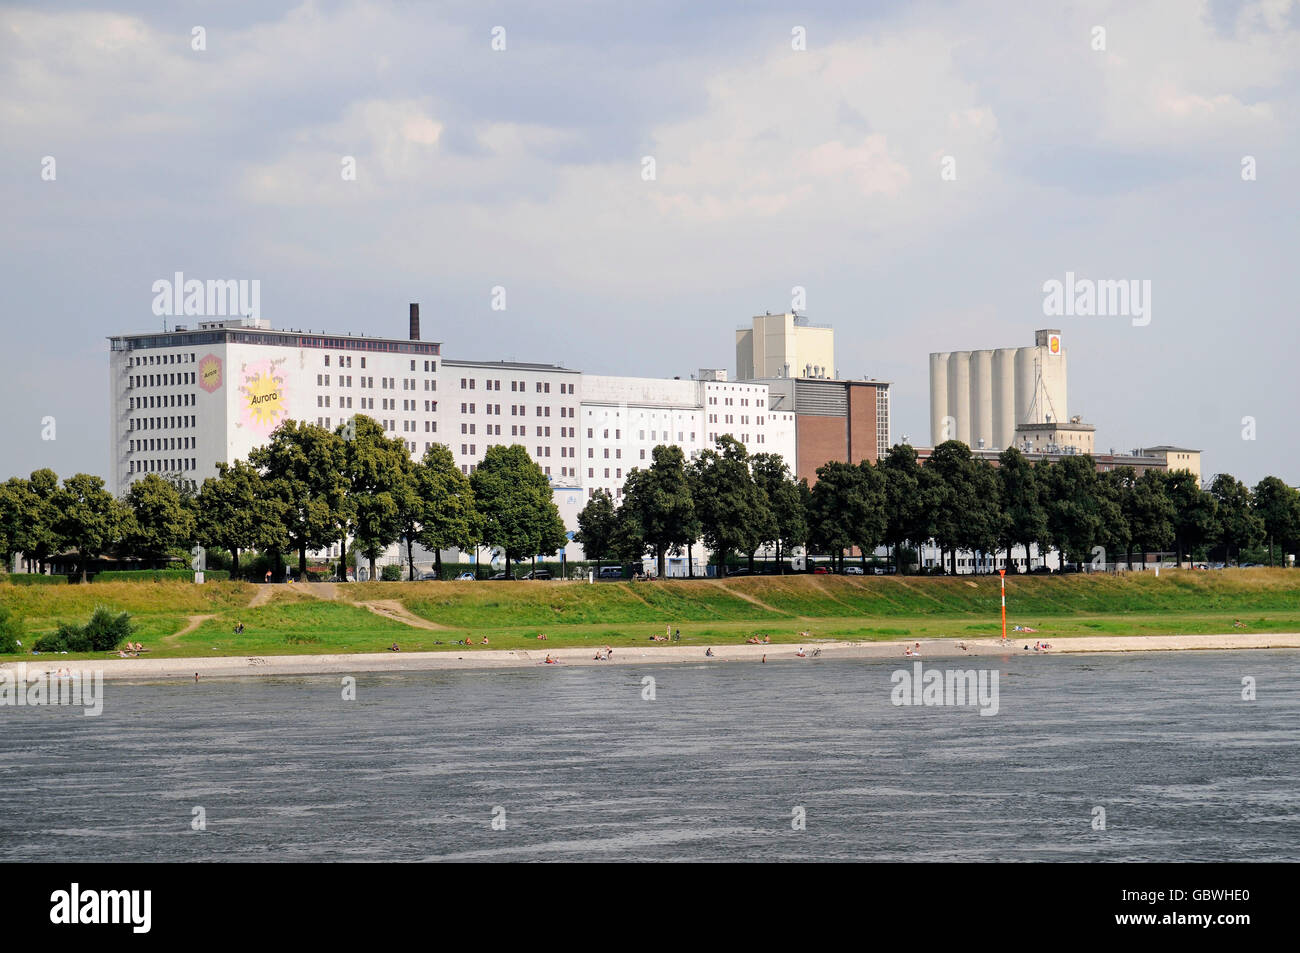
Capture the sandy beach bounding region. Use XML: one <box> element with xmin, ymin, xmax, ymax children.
<box><xmin>5</xmin><ymin>632</ymin><xmax>1299</xmax><ymax>681</ymax></box>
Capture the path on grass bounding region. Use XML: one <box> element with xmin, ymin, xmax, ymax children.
<box><xmin>357</xmin><ymin>600</ymin><xmax>449</xmax><ymax>630</ymax></box>
<box><xmin>161</xmin><ymin>614</ymin><xmax>215</xmax><ymax>647</ymax></box>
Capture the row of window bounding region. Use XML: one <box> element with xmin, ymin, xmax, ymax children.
<box><xmin>129</xmin><ymin>437</ymin><xmax>195</xmax><ymax>452</ymax></box>
<box><xmin>459</xmin><ymin>379</ymin><xmax>576</xmax><ymax>394</ymax></box>
<box><xmin>130</xmin><ymin>415</ymin><xmax>195</xmax><ymax>431</ymax></box>
<box><xmin>130</xmin><ymin>394</ymin><xmax>195</xmax><ymax>409</ymax></box>
<box><xmin>130</xmin><ymin>458</ymin><xmax>196</xmax><ymax>473</ymax></box>
<box><xmin>130</xmin><ymin>353</ymin><xmax>195</xmax><ymax>366</ymax></box>
<box><xmin>129</xmin><ymin>372</ymin><xmax>195</xmax><ymax>389</ymax></box>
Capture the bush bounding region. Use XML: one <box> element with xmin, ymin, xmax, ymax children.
<box><xmin>84</xmin><ymin>606</ymin><xmax>134</xmax><ymax>651</ymax></box>
<box><xmin>94</xmin><ymin>570</ymin><xmax>194</xmax><ymax>583</ymax></box>
<box><xmin>380</xmin><ymin>564</ymin><xmax>403</xmax><ymax>582</ymax></box>
<box><xmin>0</xmin><ymin>607</ymin><xmax>23</xmax><ymax>654</ymax></box>
<box><xmin>3</xmin><ymin>573</ymin><xmax>67</xmax><ymax>586</ymax></box>
<box><xmin>31</xmin><ymin>608</ymin><xmax>132</xmax><ymax>654</ymax></box>
<box><xmin>34</xmin><ymin>622</ymin><xmax>92</xmax><ymax>654</ymax></box>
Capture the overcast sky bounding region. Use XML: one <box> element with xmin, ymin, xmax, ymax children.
<box><xmin>3</xmin><ymin>0</ymin><xmax>1298</xmax><ymax>486</ymax></box>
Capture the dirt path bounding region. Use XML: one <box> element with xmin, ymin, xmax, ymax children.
<box><xmin>161</xmin><ymin>614</ymin><xmax>215</xmax><ymax>647</ymax></box>
<box><xmin>358</xmin><ymin>600</ymin><xmax>448</xmax><ymax>630</ymax></box>
<box><xmin>296</xmin><ymin>582</ymin><xmax>341</xmax><ymax>601</ymax></box>
<box><xmin>716</xmin><ymin>584</ymin><xmax>788</xmax><ymax>616</ymax></box>
<box><xmin>247</xmin><ymin>586</ymin><xmax>276</xmax><ymax>608</ymax></box>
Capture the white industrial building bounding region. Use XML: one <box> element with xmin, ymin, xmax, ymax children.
<box><xmin>108</xmin><ymin>310</ymin><xmax>797</xmax><ymax>571</ymax></box>
<box><xmin>929</xmin><ymin>329</ymin><xmax>1068</xmax><ymax>451</ymax></box>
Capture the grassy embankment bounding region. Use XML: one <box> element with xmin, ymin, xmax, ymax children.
<box><xmin>2</xmin><ymin>570</ymin><xmax>1299</xmax><ymax>661</ymax></box>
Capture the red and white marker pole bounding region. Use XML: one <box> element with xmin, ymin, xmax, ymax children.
<box><xmin>999</xmin><ymin>569</ymin><xmax>1007</xmax><ymax>643</ymax></box>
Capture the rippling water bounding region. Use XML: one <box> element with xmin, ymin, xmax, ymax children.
<box><xmin>2</xmin><ymin>651</ymin><xmax>1297</xmax><ymax>861</ymax></box>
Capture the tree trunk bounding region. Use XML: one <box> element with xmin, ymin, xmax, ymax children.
<box><xmin>687</xmin><ymin>542</ymin><xmax>694</xmax><ymax>578</ymax></box>
<box><xmin>407</xmin><ymin>536</ymin><xmax>416</xmax><ymax>580</ymax></box>
<box><xmin>231</xmin><ymin>547</ymin><xmax>240</xmax><ymax>579</ymax></box>
<box><xmin>298</xmin><ymin>545</ymin><xmax>308</xmax><ymax>581</ymax></box>
<box><xmin>657</xmin><ymin>545</ymin><xmax>666</xmax><ymax>580</ymax></box>
<box><xmin>435</xmin><ymin>548</ymin><xmax>443</xmax><ymax>579</ymax></box>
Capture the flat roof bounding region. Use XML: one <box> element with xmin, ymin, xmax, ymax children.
<box><xmin>442</xmin><ymin>358</ymin><xmax>578</xmax><ymax>373</ymax></box>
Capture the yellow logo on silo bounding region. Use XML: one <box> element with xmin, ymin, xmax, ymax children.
<box><xmin>1048</xmin><ymin>334</ymin><xmax>1061</xmax><ymax>354</ymax></box>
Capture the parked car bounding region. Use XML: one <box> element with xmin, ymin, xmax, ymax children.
<box><xmin>418</xmin><ymin>571</ymin><xmax>439</xmax><ymax>580</ymax></box>
<box><xmin>521</xmin><ymin>569</ymin><xmax>552</xmax><ymax>580</ymax></box>
<box><xmin>726</xmin><ymin>567</ymin><xmax>752</xmax><ymax>576</ymax></box>
<box><xmin>843</xmin><ymin>566</ymin><xmax>864</xmax><ymax>575</ymax></box>
<box><xmin>812</xmin><ymin>566</ymin><xmax>831</xmax><ymax>575</ymax></box>
<box><xmin>454</xmin><ymin>571</ymin><xmax>475</xmax><ymax>581</ymax></box>
<box><xmin>596</xmin><ymin>566</ymin><xmax>623</xmax><ymax>580</ymax></box>
<box><xmin>490</xmin><ymin>571</ymin><xmax>515</xmax><ymax>580</ymax></box>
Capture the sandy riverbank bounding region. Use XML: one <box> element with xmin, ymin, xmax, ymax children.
<box><xmin>5</xmin><ymin>632</ymin><xmax>1299</xmax><ymax>681</ymax></box>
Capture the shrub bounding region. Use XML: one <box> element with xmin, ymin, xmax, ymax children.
<box><xmin>84</xmin><ymin>606</ymin><xmax>134</xmax><ymax>651</ymax></box>
<box><xmin>0</xmin><ymin>607</ymin><xmax>23</xmax><ymax>654</ymax></box>
<box><xmin>94</xmin><ymin>570</ymin><xmax>194</xmax><ymax>583</ymax></box>
<box><xmin>2</xmin><ymin>573</ymin><xmax>67</xmax><ymax>586</ymax></box>
<box><xmin>34</xmin><ymin>622</ymin><xmax>92</xmax><ymax>654</ymax></box>
<box><xmin>31</xmin><ymin>608</ymin><xmax>132</xmax><ymax>654</ymax></box>
<box><xmin>380</xmin><ymin>564</ymin><xmax>403</xmax><ymax>582</ymax></box>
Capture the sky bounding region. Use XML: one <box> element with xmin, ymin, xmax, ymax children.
<box><xmin>2</xmin><ymin>0</ymin><xmax>1298</xmax><ymax>487</ymax></box>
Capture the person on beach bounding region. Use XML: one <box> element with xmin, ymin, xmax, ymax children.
<box><xmin>796</xmin><ymin>647</ymin><xmax>806</xmax><ymax>658</ymax></box>
<box><xmin>762</xmin><ymin>654</ymin><xmax>766</xmax><ymax>663</ymax></box>
<box><xmin>705</xmin><ymin>647</ymin><xmax>715</xmax><ymax>657</ymax></box>
<box><xmin>544</xmin><ymin>654</ymin><xmax>557</xmax><ymax>664</ymax></box>
<box><xmin>674</xmin><ymin>629</ymin><xmax>680</xmax><ymax>641</ymax></box>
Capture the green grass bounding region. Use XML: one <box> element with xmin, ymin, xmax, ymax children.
<box><xmin>2</xmin><ymin>569</ymin><xmax>1298</xmax><ymax>661</ymax></box>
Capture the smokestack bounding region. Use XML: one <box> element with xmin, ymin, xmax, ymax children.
<box><xmin>409</xmin><ymin>303</ymin><xmax>420</xmax><ymax>341</ymax></box>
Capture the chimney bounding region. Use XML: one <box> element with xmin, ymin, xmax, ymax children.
<box><xmin>409</xmin><ymin>303</ymin><xmax>420</xmax><ymax>341</ymax></box>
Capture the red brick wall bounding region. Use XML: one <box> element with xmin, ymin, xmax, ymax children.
<box><xmin>797</xmin><ymin>414</ymin><xmax>847</xmax><ymax>486</ymax></box>
<box><xmin>847</xmin><ymin>382</ymin><xmax>879</xmax><ymax>464</ymax></box>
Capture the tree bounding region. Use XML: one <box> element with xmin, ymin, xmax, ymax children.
<box><xmin>340</xmin><ymin>415</ymin><xmax>412</xmax><ymax>583</ymax></box>
<box><xmin>879</xmin><ymin>444</ymin><xmax>927</xmax><ymax>574</ymax></box>
<box><xmin>1127</xmin><ymin>469</ymin><xmax>1176</xmax><ymax>567</ymax></box>
<box><xmin>195</xmin><ymin>460</ymin><xmax>287</xmax><ymax>579</ymax></box>
<box><xmin>689</xmin><ymin>437</ymin><xmax>766</xmax><ymax>576</ymax></box>
<box><xmin>1166</xmin><ymin>469</ymin><xmax>1217</xmax><ymax>566</ymax></box>
<box><xmin>470</xmin><ymin>444</ymin><xmax>566</xmax><ymax>576</ymax></box>
<box><xmin>996</xmin><ymin>448</ymin><xmax>1047</xmax><ymax>573</ymax></box>
<box><xmin>410</xmin><ymin>444</ymin><xmax>475</xmax><ymax>580</ymax></box>
<box><xmin>1038</xmin><ymin>455</ymin><xmax>1110</xmax><ymax>569</ymax></box>
<box><xmin>0</xmin><ymin>470</ymin><xmax>61</xmax><ymax>573</ymax></box>
<box><xmin>122</xmin><ymin>473</ymin><xmax>197</xmax><ymax>568</ymax></box>
<box><xmin>249</xmin><ymin>420</ymin><xmax>348</xmax><ymax>580</ymax></box>
<box><xmin>927</xmin><ymin>441</ymin><xmax>997</xmax><ymax>574</ymax></box>
<box><xmin>54</xmin><ymin>474</ymin><xmax>129</xmax><ymax>582</ymax></box>
<box><xmin>575</xmin><ymin>489</ymin><xmax>618</xmax><ymax>571</ymax></box>
<box><xmin>806</xmin><ymin>460</ymin><xmax>886</xmax><ymax>573</ymax></box>
<box><xmin>623</xmin><ymin>444</ymin><xmax>698</xmax><ymax>578</ymax></box>
<box><xmin>750</xmin><ymin>453</ymin><xmax>806</xmax><ymax>573</ymax></box>
<box><xmin>1253</xmin><ymin>476</ymin><xmax>1300</xmax><ymax>567</ymax></box>
<box><xmin>1209</xmin><ymin>473</ymin><xmax>1262</xmax><ymax>566</ymax></box>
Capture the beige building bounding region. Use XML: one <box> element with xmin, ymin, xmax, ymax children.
<box><xmin>930</xmin><ymin>329</ymin><xmax>1068</xmax><ymax>450</ymax></box>
<box><xmin>736</xmin><ymin>312</ymin><xmax>835</xmax><ymax>381</ymax></box>
<box><xmin>1014</xmin><ymin>418</ymin><xmax>1095</xmax><ymax>455</ymax></box>
<box><xmin>1140</xmin><ymin>446</ymin><xmax>1202</xmax><ymax>482</ymax></box>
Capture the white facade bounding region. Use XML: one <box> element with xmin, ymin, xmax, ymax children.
<box><xmin>108</xmin><ymin>321</ymin><xmax>799</xmax><ymax>566</ymax></box>
<box><xmin>929</xmin><ymin>329</ymin><xmax>1067</xmax><ymax>450</ymax></box>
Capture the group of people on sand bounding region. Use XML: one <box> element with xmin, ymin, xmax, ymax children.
<box><xmin>117</xmin><ymin>642</ymin><xmax>147</xmax><ymax>658</ymax></box>
<box><xmin>745</xmin><ymin>635</ymin><xmax>772</xmax><ymax>644</ymax></box>
<box><xmin>592</xmin><ymin>645</ymin><xmax>614</xmax><ymax>661</ymax></box>
<box><xmin>1026</xmin><ymin>640</ymin><xmax>1053</xmax><ymax>652</ymax></box>
<box><xmin>903</xmin><ymin>642</ymin><xmax>922</xmax><ymax>657</ymax></box>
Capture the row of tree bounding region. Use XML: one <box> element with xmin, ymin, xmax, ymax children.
<box><xmin>0</xmin><ymin>417</ymin><xmax>565</xmax><ymax>581</ymax></box>
<box><xmin>575</xmin><ymin>438</ymin><xmax>1300</xmax><ymax>575</ymax></box>
<box><xmin>3</xmin><ymin>417</ymin><xmax>1298</xmax><ymax>580</ymax></box>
